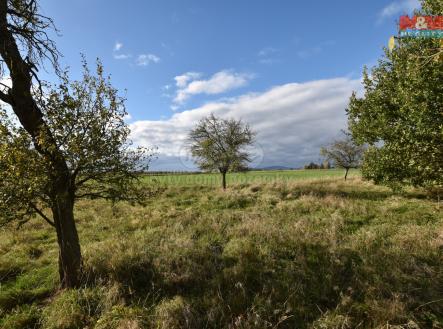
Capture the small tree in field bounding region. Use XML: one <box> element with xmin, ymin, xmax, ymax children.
<box><xmin>188</xmin><ymin>114</ymin><xmax>255</xmax><ymax>189</ymax></box>
<box><xmin>320</xmin><ymin>131</ymin><xmax>365</xmax><ymax>180</ymax></box>
<box><xmin>0</xmin><ymin>59</ymin><xmax>154</xmax><ymax>287</ymax></box>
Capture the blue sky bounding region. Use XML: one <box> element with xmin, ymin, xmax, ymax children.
<box><xmin>35</xmin><ymin>0</ymin><xmax>420</xmax><ymax>170</ymax></box>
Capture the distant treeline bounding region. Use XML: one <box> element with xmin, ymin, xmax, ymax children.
<box><xmin>145</xmin><ymin>171</ymin><xmax>203</xmax><ymax>176</ymax></box>
<box><xmin>304</xmin><ymin>161</ymin><xmax>332</xmax><ymax>170</ymax></box>
<box><xmin>145</xmin><ymin>166</ymin><xmax>335</xmax><ymax>176</ymax></box>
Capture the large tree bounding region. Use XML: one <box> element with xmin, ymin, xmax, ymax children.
<box><xmin>347</xmin><ymin>0</ymin><xmax>442</xmax><ymax>191</ymax></box>
<box><xmin>188</xmin><ymin>114</ymin><xmax>255</xmax><ymax>189</ymax></box>
<box><xmin>320</xmin><ymin>131</ymin><xmax>365</xmax><ymax>180</ymax></box>
<box><xmin>0</xmin><ymin>0</ymin><xmax>152</xmax><ymax>287</ymax></box>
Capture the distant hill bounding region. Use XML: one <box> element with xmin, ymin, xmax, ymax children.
<box><xmin>256</xmin><ymin>166</ymin><xmax>294</xmax><ymax>171</ymax></box>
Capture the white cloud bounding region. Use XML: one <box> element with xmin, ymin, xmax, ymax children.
<box><xmin>113</xmin><ymin>41</ymin><xmax>131</xmax><ymax>60</ymax></box>
<box><xmin>113</xmin><ymin>53</ymin><xmax>131</xmax><ymax>60</ymax></box>
<box><xmin>130</xmin><ymin>77</ymin><xmax>362</xmax><ymax>171</ymax></box>
<box><xmin>174</xmin><ymin>72</ymin><xmax>202</xmax><ymax>89</ymax></box>
<box><xmin>378</xmin><ymin>0</ymin><xmax>420</xmax><ymax>21</ymax></box>
<box><xmin>136</xmin><ymin>54</ymin><xmax>161</xmax><ymax>66</ymax></box>
<box><xmin>112</xmin><ymin>43</ymin><xmax>160</xmax><ymax>66</ymax></box>
<box><xmin>114</xmin><ymin>42</ymin><xmax>123</xmax><ymax>51</ymax></box>
<box><xmin>173</xmin><ymin>70</ymin><xmax>253</xmax><ymax>105</ymax></box>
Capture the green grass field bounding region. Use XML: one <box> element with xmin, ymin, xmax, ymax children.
<box><xmin>144</xmin><ymin>169</ymin><xmax>359</xmax><ymax>187</ymax></box>
<box><xmin>1</xmin><ymin>173</ymin><xmax>442</xmax><ymax>328</ymax></box>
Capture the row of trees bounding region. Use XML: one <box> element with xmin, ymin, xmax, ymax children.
<box><xmin>0</xmin><ymin>0</ymin><xmax>440</xmax><ymax>288</ymax></box>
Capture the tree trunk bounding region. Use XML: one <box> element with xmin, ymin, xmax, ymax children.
<box><xmin>344</xmin><ymin>168</ymin><xmax>349</xmax><ymax>180</ymax></box>
<box><xmin>0</xmin><ymin>0</ymin><xmax>82</xmax><ymax>288</ymax></box>
<box><xmin>52</xmin><ymin>185</ymin><xmax>82</xmax><ymax>288</ymax></box>
<box><xmin>221</xmin><ymin>171</ymin><xmax>227</xmax><ymax>189</ymax></box>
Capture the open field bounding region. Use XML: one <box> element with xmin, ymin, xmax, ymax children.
<box><xmin>144</xmin><ymin>169</ymin><xmax>359</xmax><ymax>187</ymax></box>
<box><xmin>1</xmin><ymin>175</ymin><xmax>442</xmax><ymax>328</ymax></box>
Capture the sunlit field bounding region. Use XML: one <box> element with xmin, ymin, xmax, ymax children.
<box><xmin>144</xmin><ymin>169</ymin><xmax>359</xmax><ymax>187</ymax></box>
<box><xmin>1</xmin><ymin>175</ymin><xmax>442</xmax><ymax>328</ymax></box>
<box><xmin>0</xmin><ymin>0</ymin><xmax>441</xmax><ymax>328</ymax></box>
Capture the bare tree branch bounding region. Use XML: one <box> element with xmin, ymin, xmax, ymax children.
<box><xmin>29</xmin><ymin>202</ymin><xmax>55</xmax><ymax>227</ymax></box>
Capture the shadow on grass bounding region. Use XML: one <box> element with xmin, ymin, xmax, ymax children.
<box><xmin>0</xmin><ymin>266</ymin><xmax>57</xmax><ymax>313</ymax></box>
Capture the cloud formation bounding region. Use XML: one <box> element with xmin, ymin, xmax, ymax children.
<box><xmin>173</xmin><ymin>70</ymin><xmax>253</xmax><ymax>105</ymax></box>
<box><xmin>113</xmin><ymin>41</ymin><xmax>131</xmax><ymax>60</ymax></box>
<box><xmin>130</xmin><ymin>77</ymin><xmax>362</xmax><ymax>171</ymax></box>
<box><xmin>112</xmin><ymin>42</ymin><xmax>160</xmax><ymax>66</ymax></box>
<box><xmin>136</xmin><ymin>54</ymin><xmax>161</xmax><ymax>66</ymax></box>
<box><xmin>378</xmin><ymin>0</ymin><xmax>420</xmax><ymax>21</ymax></box>
<box><xmin>114</xmin><ymin>42</ymin><xmax>123</xmax><ymax>51</ymax></box>
<box><xmin>113</xmin><ymin>53</ymin><xmax>131</xmax><ymax>60</ymax></box>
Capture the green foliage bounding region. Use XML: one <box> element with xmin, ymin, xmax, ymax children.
<box><xmin>188</xmin><ymin>114</ymin><xmax>255</xmax><ymax>174</ymax></box>
<box><xmin>347</xmin><ymin>3</ymin><xmax>443</xmax><ymax>189</ymax></box>
<box><xmin>0</xmin><ymin>59</ymin><xmax>154</xmax><ymax>226</ymax></box>
<box><xmin>40</xmin><ymin>59</ymin><xmax>154</xmax><ymax>202</ymax></box>
<box><xmin>421</xmin><ymin>0</ymin><xmax>443</xmax><ymax>15</ymax></box>
<box><xmin>0</xmin><ymin>109</ymin><xmax>47</xmax><ymax>225</ymax></box>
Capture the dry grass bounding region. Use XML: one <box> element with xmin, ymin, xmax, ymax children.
<box><xmin>0</xmin><ymin>177</ymin><xmax>442</xmax><ymax>328</ymax></box>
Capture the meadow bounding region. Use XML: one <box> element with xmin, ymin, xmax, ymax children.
<box><xmin>0</xmin><ymin>170</ymin><xmax>442</xmax><ymax>328</ymax></box>
<box><xmin>143</xmin><ymin>169</ymin><xmax>359</xmax><ymax>187</ymax></box>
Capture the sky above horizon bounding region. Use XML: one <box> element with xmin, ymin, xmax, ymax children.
<box><xmin>35</xmin><ymin>0</ymin><xmax>421</xmax><ymax>170</ymax></box>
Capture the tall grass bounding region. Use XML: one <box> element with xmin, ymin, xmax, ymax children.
<box><xmin>0</xmin><ymin>177</ymin><xmax>442</xmax><ymax>328</ymax></box>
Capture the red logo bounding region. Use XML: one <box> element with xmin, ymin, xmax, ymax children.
<box><xmin>399</xmin><ymin>16</ymin><xmax>443</xmax><ymax>30</ymax></box>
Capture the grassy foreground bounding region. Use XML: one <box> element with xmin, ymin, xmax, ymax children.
<box><xmin>0</xmin><ymin>176</ymin><xmax>442</xmax><ymax>328</ymax></box>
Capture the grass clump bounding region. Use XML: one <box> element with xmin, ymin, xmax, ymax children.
<box><xmin>153</xmin><ymin>296</ymin><xmax>196</xmax><ymax>329</ymax></box>
<box><xmin>0</xmin><ymin>176</ymin><xmax>442</xmax><ymax>328</ymax></box>
<box><xmin>95</xmin><ymin>305</ymin><xmax>149</xmax><ymax>329</ymax></box>
<box><xmin>0</xmin><ymin>305</ymin><xmax>40</xmax><ymax>329</ymax></box>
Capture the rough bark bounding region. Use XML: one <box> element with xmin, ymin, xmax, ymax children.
<box><xmin>0</xmin><ymin>0</ymin><xmax>82</xmax><ymax>288</ymax></box>
<box><xmin>52</xmin><ymin>187</ymin><xmax>82</xmax><ymax>288</ymax></box>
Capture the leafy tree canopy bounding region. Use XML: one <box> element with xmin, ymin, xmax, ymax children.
<box><xmin>188</xmin><ymin>114</ymin><xmax>255</xmax><ymax>188</ymax></box>
<box><xmin>0</xmin><ymin>59</ymin><xmax>154</xmax><ymax>227</ymax></box>
<box><xmin>347</xmin><ymin>0</ymin><xmax>442</xmax><ymax>190</ymax></box>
